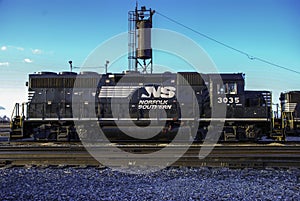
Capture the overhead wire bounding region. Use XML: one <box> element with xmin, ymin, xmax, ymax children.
<box><xmin>155</xmin><ymin>11</ymin><xmax>300</xmax><ymax>75</ymax></box>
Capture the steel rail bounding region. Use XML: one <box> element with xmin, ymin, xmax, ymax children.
<box><xmin>0</xmin><ymin>144</ymin><xmax>299</xmax><ymax>168</ymax></box>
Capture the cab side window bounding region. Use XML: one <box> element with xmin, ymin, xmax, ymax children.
<box><xmin>217</xmin><ymin>82</ymin><xmax>237</xmax><ymax>94</ymax></box>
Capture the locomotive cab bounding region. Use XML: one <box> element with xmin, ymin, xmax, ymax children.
<box><xmin>201</xmin><ymin>73</ymin><xmax>272</xmax><ymax>141</ymax></box>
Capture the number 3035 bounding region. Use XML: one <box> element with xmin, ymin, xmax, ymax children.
<box><xmin>217</xmin><ymin>97</ymin><xmax>240</xmax><ymax>104</ymax></box>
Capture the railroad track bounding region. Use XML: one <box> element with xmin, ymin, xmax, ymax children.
<box><xmin>0</xmin><ymin>143</ymin><xmax>300</xmax><ymax>169</ymax></box>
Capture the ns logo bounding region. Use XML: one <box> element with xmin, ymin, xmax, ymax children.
<box><xmin>141</xmin><ymin>86</ymin><xmax>176</xmax><ymax>99</ymax></box>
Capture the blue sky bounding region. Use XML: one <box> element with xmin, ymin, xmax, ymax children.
<box><xmin>0</xmin><ymin>0</ymin><xmax>300</xmax><ymax>116</ymax></box>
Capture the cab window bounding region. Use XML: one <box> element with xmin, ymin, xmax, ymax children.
<box><xmin>217</xmin><ymin>82</ymin><xmax>237</xmax><ymax>94</ymax></box>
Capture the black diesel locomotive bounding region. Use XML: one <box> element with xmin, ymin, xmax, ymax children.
<box><xmin>9</xmin><ymin>5</ymin><xmax>300</xmax><ymax>142</ymax></box>
<box><xmin>10</xmin><ymin>70</ymin><xmax>289</xmax><ymax>142</ymax></box>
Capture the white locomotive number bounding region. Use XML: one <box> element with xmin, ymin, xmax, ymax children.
<box><xmin>217</xmin><ymin>97</ymin><xmax>240</xmax><ymax>104</ymax></box>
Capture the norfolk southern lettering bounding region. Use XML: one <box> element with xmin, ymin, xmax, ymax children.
<box><xmin>138</xmin><ymin>100</ymin><xmax>172</xmax><ymax>109</ymax></box>
<box><xmin>139</xmin><ymin>86</ymin><xmax>176</xmax><ymax>110</ymax></box>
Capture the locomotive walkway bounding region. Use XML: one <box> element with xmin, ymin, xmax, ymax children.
<box><xmin>0</xmin><ymin>142</ymin><xmax>300</xmax><ymax>168</ymax></box>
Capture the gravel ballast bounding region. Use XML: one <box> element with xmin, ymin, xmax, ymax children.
<box><xmin>1</xmin><ymin>167</ymin><xmax>299</xmax><ymax>200</ymax></box>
